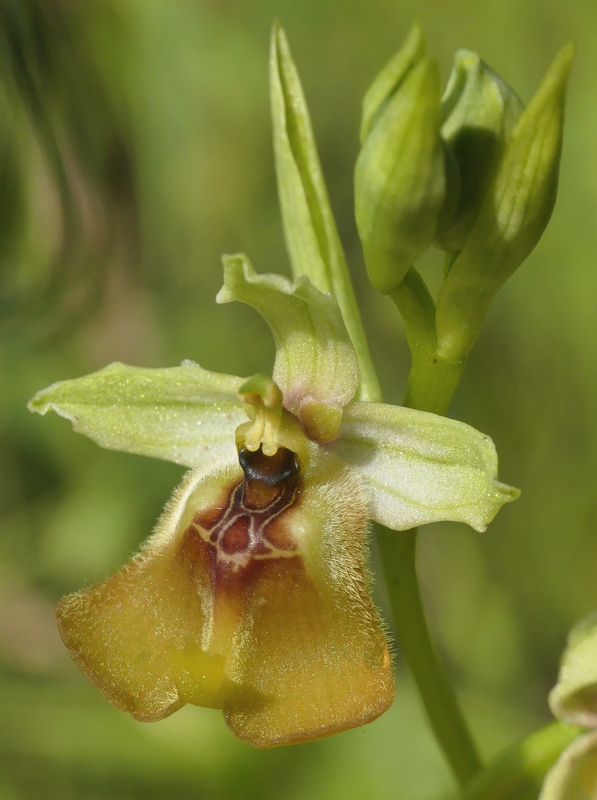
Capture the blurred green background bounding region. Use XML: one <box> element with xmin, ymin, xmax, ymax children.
<box><xmin>0</xmin><ymin>0</ymin><xmax>595</xmax><ymax>797</ymax></box>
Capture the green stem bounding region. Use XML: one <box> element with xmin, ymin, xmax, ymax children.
<box><xmin>389</xmin><ymin>266</ymin><xmax>437</xmax><ymax>361</ymax></box>
<box><xmin>377</xmin><ymin>526</ymin><xmax>483</xmax><ymax>788</ymax></box>
<box><xmin>463</xmin><ymin>721</ymin><xmax>583</xmax><ymax>800</ymax></box>
<box><xmin>383</xmin><ymin>268</ymin><xmax>481</xmax><ymax>786</ymax></box>
<box><xmin>403</xmin><ymin>354</ymin><xmax>466</xmax><ymax>416</ymax></box>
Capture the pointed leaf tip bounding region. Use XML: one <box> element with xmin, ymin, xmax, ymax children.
<box><xmin>269</xmin><ymin>27</ymin><xmax>381</xmax><ymax>402</ymax></box>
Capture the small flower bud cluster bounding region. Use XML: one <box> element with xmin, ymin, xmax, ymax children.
<box><xmin>355</xmin><ymin>24</ymin><xmax>574</xmax><ymax>365</ymax></box>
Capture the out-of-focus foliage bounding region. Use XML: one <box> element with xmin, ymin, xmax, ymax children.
<box><xmin>0</xmin><ymin>0</ymin><xmax>595</xmax><ymax>797</ymax></box>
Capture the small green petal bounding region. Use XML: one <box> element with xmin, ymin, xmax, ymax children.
<box><xmin>217</xmin><ymin>254</ymin><xmax>359</xmax><ymax>439</ymax></box>
<box><xmin>539</xmin><ymin>731</ymin><xmax>597</xmax><ymax>800</ymax></box>
<box><xmin>549</xmin><ymin>611</ymin><xmax>597</xmax><ymax>728</ymax></box>
<box><xmin>270</xmin><ymin>23</ymin><xmax>381</xmax><ymax>402</ymax></box>
<box><xmin>28</xmin><ymin>361</ymin><xmax>246</xmax><ymax>467</ymax></box>
<box><xmin>330</xmin><ymin>401</ymin><xmax>519</xmax><ymax>532</ymax></box>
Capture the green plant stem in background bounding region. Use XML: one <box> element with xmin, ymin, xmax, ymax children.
<box><xmin>463</xmin><ymin>721</ymin><xmax>583</xmax><ymax>800</ymax></box>
<box><xmin>376</xmin><ymin>526</ymin><xmax>483</xmax><ymax>787</ymax></box>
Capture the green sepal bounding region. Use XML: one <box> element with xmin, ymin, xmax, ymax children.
<box><xmin>355</xmin><ymin>51</ymin><xmax>445</xmax><ymax>294</ymax></box>
<box><xmin>27</xmin><ymin>361</ymin><xmax>246</xmax><ymax>468</ymax></box>
<box><xmin>436</xmin><ymin>49</ymin><xmax>524</xmax><ymax>252</ymax></box>
<box><xmin>329</xmin><ymin>401</ymin><xmax>519</xmax><ymax>532</ymax></box>
<box><xmin>270</xmin><ymin>23</ymin><xmax>380</xmax><ymax>402</ymax></box>
<box><xmin>217</xmin><ymin>254</ymin><xmax>359</xmax><ymax>440</ymax></box>
<box><xmin>539</xmin><ymin>730</ymin><xmax>597</xmax><ymax>800</ymax></box>
<box><xmin>549</xmin><ymin>610</ymin><xmax>597</xmax><ymax>728</ymax></box>
<box><xmin>435</xmin><ymin>44</ymin><xmax>574</xmax><ymax>363</ymax></box>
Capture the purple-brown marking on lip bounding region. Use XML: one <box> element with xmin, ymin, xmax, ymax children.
<box><xmin>185</xmin><ymin>446</ymin><xmax>303</xmax><ymax>569</ymax></box>
<box><xmin>220</xmin><ymin>517</ymin><xmax>251</xmax><ymax>554</ymax></box>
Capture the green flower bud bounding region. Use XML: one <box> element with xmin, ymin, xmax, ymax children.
<box><xmin>359</xmin><ymin>23</ymin><xmax>425</xmax><ymax>145</ymax></box>
<box><xmin>435</xmin><ymin>43</ymin><xmax>574</xmax><ymax>362</ymax></box>
<box><xmin>436</xmin><ymin>50</ymin><xmax>524</xmax><ymax>253</ymax></box>
<box><xmin>355</xmin><ymin>25</ymin><xmax>446</xmax><ymax>294</ymax></box>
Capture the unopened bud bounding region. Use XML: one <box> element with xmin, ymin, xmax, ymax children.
<box><xmin>436</xmin><ymin>50</ymin><xmax>524</xmax><ymax>253</ymax></box>
<box><xmin>436</xmin><ymin>44</ymin><xmax>574</xmax><ymax>361</ymax></box>
<box><xmin>355</xmin><ymin>25</ymin><xmax>445</xmax><ymax>294</ymax></box>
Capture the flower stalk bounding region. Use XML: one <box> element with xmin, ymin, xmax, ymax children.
<box><xmin>377</xmin><ymin>526</ymin><xmax>483</xmax><ymax>787</ymax></box>
<box><xmin>374</xmin><ymin>342</ymin><xmax>482</xmax><ymax>787</ymax></box>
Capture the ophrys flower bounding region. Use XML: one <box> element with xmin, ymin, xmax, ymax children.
<box><xmin>28</xmin><ymin>254</ymin><xmax>518</xmax><ymax>747</ymax></box>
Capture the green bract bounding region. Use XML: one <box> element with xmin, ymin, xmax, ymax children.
<box><xmin>270</xmin><ymin>23</ymin><xmax>380</xmax><ymax>402</ymax></box>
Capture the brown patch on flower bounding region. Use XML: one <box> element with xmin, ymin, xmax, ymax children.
<box><xmin>220</xmin><ymin>517</ymin><xmax>251</xmax><ymax>555</ymax></box>
<box><xmin>192</xmin><ymin>489</ymin><xmax>231</xmax><ymax>531</ymax></box>
<box><xmin>185</xmin><ymin>447</ymin><xmax>303</xmax><ymax>573</ymax></box>
<box><xmin>238</xmin><ymin>446</ymin><xmax>300</xmax><ymax>487</ymax></box>
<box><xmin>262</xmin><ymin>518</ymin><xmax>296</xmax><ymax>551</ymax></box>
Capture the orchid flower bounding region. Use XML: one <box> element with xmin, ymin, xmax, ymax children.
<box><xmin>539</xmin><ymin>613</ymin><xmax>597</xmax><ymax>799</ymax></box>
<box><xmin>28</xmin><ymin>254</ymin><xmax>518</xmax><ymax>748</ymax></box>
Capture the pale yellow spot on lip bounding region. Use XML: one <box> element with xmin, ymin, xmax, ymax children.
<box><xmin>580</xmin><ymin>752</ymin><xmax>597</xmax><ymax>798</ymax></box>
<box><xmin>169</xmin><ymin>636</ymin><xmax>226</xmax><ymax>710</ymax></box>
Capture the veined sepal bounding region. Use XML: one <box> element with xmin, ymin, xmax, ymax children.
<box><xmin>217</xmin><ymin>254</ymin><xmax>358</xmax><ymax>441</ymax></box>
<box><xmin>27</xmin><ymin>360</ymin><xmax>246</xmax><ymax>468</ymax></box>
<box><xmin>329</xmin><ymin>401</ymin><xmax>519</xmax><ymax>532</ymax></box>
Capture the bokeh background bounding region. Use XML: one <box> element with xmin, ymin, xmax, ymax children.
<box><xmin>0</xmin><ymin>1</ymin><xmax>595</xmax><ymax>798</ymax></box>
